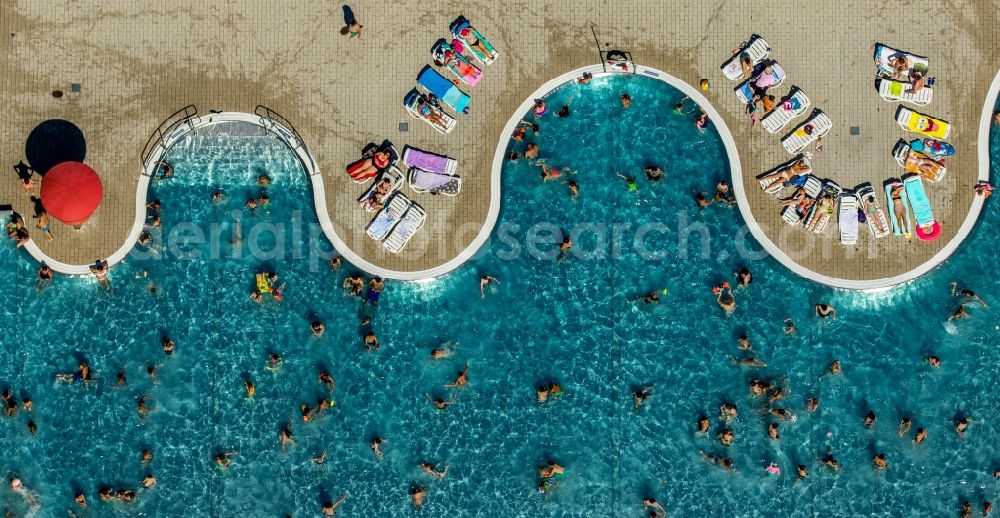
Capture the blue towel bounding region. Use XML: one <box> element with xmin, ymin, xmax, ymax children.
<box><xmin>417</xmin><ymin>66</ymin><xmax>470</xmax><ymax>114</ymax></box>
<box><xmin>905</xmin><ymin>176</ymin><xmax>934</xmax><ymax>225</ymax></box>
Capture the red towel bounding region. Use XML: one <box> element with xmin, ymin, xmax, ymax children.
<box><xmin>346</xmin><ymin>158</ymin><xmax>376</xmax><ymax>183</ymax></box>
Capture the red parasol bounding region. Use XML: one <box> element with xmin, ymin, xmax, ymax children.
<box><xmin>40</xmin><ymin>161</ymin><xmax>103</xmax><ymax>227</ymax></box>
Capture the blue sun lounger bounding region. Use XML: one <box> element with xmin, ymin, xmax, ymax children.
<box><xmin>417</xmin><ymin>66</ymin><xmax>470</xmax><ymax>114</ymax></box>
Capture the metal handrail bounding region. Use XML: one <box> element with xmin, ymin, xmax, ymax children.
<box><xmin>140</xmin><ymin>105</ymin><xmax>198</xmax><ymax>170</ymax></box>
<box><xmin>254</xmin><ymin>105</ymin><xmax>318</xmax><ymax>175</ymax></box>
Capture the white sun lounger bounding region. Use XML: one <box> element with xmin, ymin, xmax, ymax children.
<box><xmin>781</xmin><ymin>175</ymin><xmax>823</xmax><ymax>225</ymax></box>
<box><xmin>892</xmin><ymin>139</ymin><xmax>947</xmax><ymax>182</ymax></box>
<box><xmin>721</xmin><ymin>34</ymin><xmax>771</xmax><ymax>80</ymax></box>
<box><xmin>762</xmin><ymin>87</ymin><xmax>810</xmax><ymax>134</ymax></box>
<box><xmin>735</xmin><ymin>63</ymin><xmax>785</xmax><ymax>104</ymax></box>
<box><xmin>357</xmin><ymin>166</ymin><xmax>404</xmax><ymax>212</ymax></box>
<box><xmin>878</xmin><ymin>78</ymin><xmax>933</xmax><ymax>106</ymax></box>
<box><xmin>404</xmin><ymin>89</ymin><xmax>457</xmax><ymax>134</ymax></box>
<box><xmin>804</xmin><ymin>180</ymin><xmax>842</xmax><ymax>234</ymax></box>
<box><xmin>383</xmin><ymin>203</ymin><xmax>427</xmax><ymax>253</ymax></box>
<box><xmin>856</xmin><ymin>184</ymin><xmax>890</xmax><ymax>239</ymax></box>
<box><xmin>366</xmin><ymin>193</ymin><xmax>411</xmax><ymax>241</ymax></box>
<box><xmin>782</xmin><ymin>111</ymin><xmax>832</xmax><ymax>155</ymax></box>
<box><xmin>839</xmin><ymin>192</ymin><xmax>858</xmax><ymax>245</ymax></box>
<box><xmin>758</xmin><ymin>155</ymin><xmax>811</xmax><ymax>196</ymax></box>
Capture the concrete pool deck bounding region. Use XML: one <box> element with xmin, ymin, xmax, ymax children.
<box><xmin>0</xmin><ymin>0</ymin><xmax>996</xmax><ymax>286</ymax></box>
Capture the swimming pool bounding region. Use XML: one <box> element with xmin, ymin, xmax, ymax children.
<box><xmin>0</xmin><ymin>74</ymin><xmax>996</xmax><ymax>516</ymax></box>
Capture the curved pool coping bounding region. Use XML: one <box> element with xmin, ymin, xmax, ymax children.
<box><xmin>728</xmin><ymin>74</ymin><xmax>995</xmax><ymax>291</ymax></box>
<box><xmin>21</xmin><ymin>67</ymin><xmax>993</xmax><ymax>286</ymax></box>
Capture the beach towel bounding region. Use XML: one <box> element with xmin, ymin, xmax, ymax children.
<box><xmin>417</xmin><ymin>66</ymin><xmax>471</xmax><ymax>114</ymax></box>
<box><xmin>904</xmin><ymin>174</ymin><xmax>941</xmax><ymax>241</ymax></box>
<box><xmin>432</xmin><ymin>40</ymin><xmax>482</xmax><ymax>86</ymax></box>
<box><xmin>402</xmin><ymin>147</ymin><xmax>457</xmax><ymax>175</ymax></box>
<box><xmin>884</xmin><ymin>181</ymin><xmax>913</xmax><ymax>237</ymax></box>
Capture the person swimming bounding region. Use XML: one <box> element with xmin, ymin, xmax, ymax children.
<box><xmin>615</xmin><ymin>172</ymin><xmax>638</xmax><ymax>194</ymax></box>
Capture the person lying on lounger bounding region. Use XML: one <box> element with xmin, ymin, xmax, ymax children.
<box><xmin>436</xmin><ymin>49</ymin><xmax>482</xmax><ymax>80</ymax></box>
<box><xmin>353</xmin><ymin>150</ymin><xmax>392</xmax><ymax>180</ymax></box>
<box><xmin>779</xmin><ymin>188</ymin><xmax>807</xmax><ymax>207</ymax></box>
<box><xmin>759</xmin><ymin>159</ymin><xmax>809</xmax><ymax>188</ymax></box>
<box><xmin>805</xmin><ymin>195</ymin><xmax>834</xmax><ymax>232</ymax></box>
<box><xmin>905</xmin><ymin>152</ymin><xmax>940</xmax><ymax>176</ymax></box>
<box><xmin>889</xmin><ymin>184</ymin><xmax>911</xmax><ymax>236</ymax></box>
<box><xmin>417</xmin><ymin>97</ymin><xmax>448</xmax><ymax>128</ymax></box>
<box><xmin>360</xmin><ymin>178</ymin><xmax>393</xmax><ymax>211</ymax></box>
<box><xmin>457</xmin><ymin>26</ymin><xmax>490</xmax><ymax>58</ymax></box>
<box><xmin>864</xmin><ymin>196</ymin><xmax>889</xmax><ymax>235</ymax></box>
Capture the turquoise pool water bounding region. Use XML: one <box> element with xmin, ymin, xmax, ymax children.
<box><xmin>1</xmin><ymin>75</ymin><xmax>997</xmax><ymax>517</ymax></box>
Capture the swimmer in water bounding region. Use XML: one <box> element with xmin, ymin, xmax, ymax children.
<box><xmin>444</xmin><ymin>363</ymin><xmax>469</xmax><ymax>388</ymax></box>
<box><xmin>329</xmin><ymin>256</ymin><xmax>341</xmax><ymax>270</ymax></box>
<box><xmin>924</xmin><ymin>355</ymin><xmax>941</xmax><ymax>368</ymax></box>
<box><xmin>243</xmin><ymin>379</ymin><xmax>255</xmax><ymax>398</ymax></box>
<box><xmin>717</xmin><ymin>428</ymin><xmax>734</xmax><ymax>446</ymax></box>
<box><xmin>731</xmin><ymin>356</ymin><xmax>767</xmax><ymax>368</ymax></box>
<box><xmin>633</xmin><ymin>386</ymin><xmax>652</xmax><ymax>409</ymax></box>
<box><xmin>737</xmin><ymin>335</ymin><xmax>752</xmax><ymax>350</ymax></box>
<box><xmin>948</xmin><ymin>305</ymin><xmax>969</xmax><ymax>322</ymax></box>
<box><xmin>267</xmin><ymin>353</ymin><xmax>284</xmax><ymax>371</ymax></box>
<box><xmin>141</xmin><ymin>449</ymin><xmax>154</xmax><ymax>464</ymax></box>
<box><xmin>214</xmin><ymin>451</ymin><xmax>237</xmax><ymax>468</ymax></box>
<box><xmin>431</xmin><ymin>343</ymin><xmax>455</xmax><ymax>360</ymax></box>
<box><xmin>716</xmin><ymin>284</ymin><xmax>736</xmax><ymax>313</ymax></box>
<box><xmin>735</xmin><ymin>268</ymin><xmax>753</xmax><ymax>287</ymax></box>
<box><xmin>695</xmin><ymin>191</ymin><xmax>713</xmax><ymax>207</ymax></box>
<box><xmin>161</xmin><ymin>336</ymin><xmax>175</xmax><ymax>356</ymax></box>
<box><xmin>410</xmin><ymin>485</ymin><xmax>426</xmax><ymax>507</ymax></box>
<box><xmin>363</xmin><ymin>332</ymin><xmax>380</xmax><ymax>351</ymax></box>
<box><xmin>796</xmin><ymin>464</ymin><xmax>808</xmax><ymax>479</ymax></box>
<box><xmin>783</xmin><ymin>319</ymin><xmax>797</xmax><ymax>334</ymax></box>
<box><xmin>147</xmin><ymin>364</ymin><xmax>158</xmax><ymax>384</ymax></box>
<box><xmin>142</xmin><ymin>474</ymin><xmax>156</xmax><ymax>488</ymax></box>
<box><xmin>567</xmin><ymin>180</ymin><xmax>579</xmax><ymax>199</ymax></box>
<box><xmin>318</xmin><ymin>371</ymin><xmax>335</xmax><ymax>392</ymax></box>
<box><xmin>914</xmin><ymin>427</ymin><xmax>927</xmax><ymax>445</ymax></box>
<box><xmin>768</xmin><ymin>422</ymin><xmax>780</xmax><ymax>440</ymax></box>
<box><xmin>863</xmin><ymin>410</ymin><xmax>876</xmax><ymax>427</ymax></box>
<box><xmin>720</xmin><ymin>403</ymin><xmax>738</xmax><ymax>423</ymax></box>
<box><xmin>872</xmin><ymin>453</ymin><xmax>889</xmax><ymax>469</ymax></box>
<box><xmin>825</xmin><ymin>360</ymin><xmax>842</xmax><ymax>376</ymax></box>
<box><xmin>279</xmin><ymin>423</ymin><xmax>295</xmax><ymax>451</ymax></box>
<box><xmin>370</xmin><ymin>437</ymin><xmax>385</xmax><ymax>460</ymax></box>
<box><xmin>698</xmin><ymin>451</ymin><xmax>735</xmax><ymax>472</ymax></box>
<box><xmin>951</xmin><ymin>282</ymin><xmax>989</xmax><ymax>308</ymax></box>
<box><xmin>643</xmin><ymin>498</ymin><xmax>666</xmax><ymax>515</ymax></box>
<box><xmin>697</xmin><ymin>416</ymin><xmax>710</xmax><ymax>434</ymax></box>
<box><xmin>321</xmin><ymin>493</ymin><xmax>348</xmax><ymax>516</ymax></box>
<box><xmin>420</xmin><ymin>462</ymin><xmax>449</xmax><ymax>479</ymax></box>
<box><xmin>898</xmin><ymin>417</ymin><xmax>912</xmax><ymax>437</ymax></box>
<box><xmin>427</xmin><ymin>395</ymin><xmax>454</xmax><ymax>410</ymax></box>
<box><xmin>815</xmin><ymin>303</ymin><xmax>837</xmax><ymax>320</ymax></box>
<box><xmin>620</xmin><ymin>93</ymin><xmax>632</xmax><ymax>108</ymax></box>
<box><xmin>822</xmin><ymin>453</ymin><xmax>840</xmax><ymax>471</ymax></box>
<box><xmin>615</xmin><ymin>172</ymin><xmax>639</xmax><ymax>195</ymax></box>
<box><xmin>310</xmin><ymin>320</ymin><xmax>325</xmax><ymax>336</ymax></box>
<box><xmin>480</xmin><ymin>275</ymin><xmax>499</xmax><ymax>298</ymax></box>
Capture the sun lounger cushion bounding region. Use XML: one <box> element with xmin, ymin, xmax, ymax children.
<box><xmin>896</xmin><ymin>107</ymin><xmax>951</xmax><ymax>139</ymax></box>
<box><xmin>904</xmin><ymin>175</ymin><xmax>940</xmax><ymax>241</ymax></box>
<box><xmin>839</xmin><ymin>193</ymin><xmax>858</xmax><ymax>245</ymax></box>
<box><xmin>409</xmin><ymin>168</ymin><xmax>462</xmax><ymax>196</ymax></box>
<box><xmin>762</xmin><ymin>87</ymin><xmax>810</xmax><ymax>134</ymax></box>
<box><xmin>417</xmin><ymin>66</ymin><xmax>471</xmax><ymax>114</ymax></box>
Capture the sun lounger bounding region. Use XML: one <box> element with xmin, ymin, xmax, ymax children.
<box><xmin>762</xmin><ymin>87</ymin><xmax>810</xmax><ymax>134</ymax></box>
<box><xmin>904</xmin><ymin>174</ymin><xmax>941</xmax><ymax>241</ymax></box>
<box><xmin>804</xmin><ymin>180</ymin><xmax>842</xmax><ymax>234</ymax></box>
<box><xmin>346</xmin><ymin>143</ymin><xmax>398</xmax><ymax>184</ymax></box>
<box><xmin>409</xmin><ymin>168</ymin><xmax>461</xmax><ymax>196</ymax></box>
<box><xmin>450</xmin><ymin>16</ymin><xmax>497</xmax><ymax>65</ymax></box>
<box><xmin>402</xmin><ymin>147</ymin><xmax>457</xmax><ymax>176</ymax></box>
<box><xmin>432</xmin><ymin>40</ymin><xmax>483</xmax><ymax>86</ymax></box>
<box><xmin>758</xmin><ymin>155</ymin><xmax>811</xmax><ymax>195</ymax></box>
<box><xmin>781</xmin><ymin>175</ymin><xmax>822</xmax><ymax>225</ymax></box>
<box><xmin>404</xmin><ymin>89</ymin><xmax>457</xmax><ymax>134</ymax></box>
<box><xmin>735</xmin><ymin>62</ymin><xmax>785</xmax><ymax>104</ymax></box>
<box><xmin>366</xmin><ymin>193</ymin><xmax>411</xmax><ymax>241</ymax></box>
<box><xmin>892</xmin><ymin>139</ymin><xmax>947</xmax><ymax>183</ymax></box>
<box><xmin>856</xmin><ymin>183</ymin><xmax>890</xmax><ymax>239</ymax></box>
<box><xmin>358</xmin><ymin>166</ymin><xmax>404</xmax><ymax>212</ymax></box>
<box><xmin>782</xmin><ymin>111</ymin><xmax>832</xmax><ymax>154</ymax></box>
<box><xmin>874</xmin><ymin>44</ymin><xmax>929</xmax><ymax>81</ymax></box>
<box><xmin>884</xmin><ymin>179</ymin><xmax>914</xmax><ymax>237</ymax></box>
<box><xmin>721</xmin><ymin>34</ymin><xmax>771</xmax><ymax>80</ymax></box>
<box><xmin>839</xmin><ymin>192</ymin><xmax>858</xmax><ymax>245</ymax></box>
<box><xmin>383</xmin><ymin>203</ymin><xmax>427</xmax><ymax>253</ymax></box>
<box><xmin>417</xmin><ymin>66</ymin><xmax>471</xmax><ymax>114</ymax></box>
<box><xmin>896</xmin><ymin>107</ymin><xmax>950</xmax><ymax>139</ymax></box>
<box><xmin>877</xmin><ymin>78</ymin><xmax>933</xmax><ymax>106</ymax></box>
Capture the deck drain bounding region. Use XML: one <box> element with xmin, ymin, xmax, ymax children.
<box><xmin>398</xmin><ymin>122</ymin><xmax>409</xmax><ymax>132</ymax></box>
<box><xmin>71</xmin><ymin>83</ymin><xmax>81</xmax><ymax>93</ymax></box>
<box><xmin>850</xmin><ymin>126</ymin><xmax>860</xmax><ymax>136</ymax></box>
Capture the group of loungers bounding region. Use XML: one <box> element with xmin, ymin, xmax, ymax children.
<box><xmin>347</xmin><ymin>142</ymin><xmax>461</xmax><ymax>252</ymax></box>
<box><xmin>721</xmin><ymin>34</ymin><xmax>829</xmax><ymax>153</ymax></box>
<box><xmin>403</xmin><ymin>16</ymin><xmax>498</xmax><ymax>133</ymax></box>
